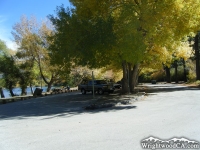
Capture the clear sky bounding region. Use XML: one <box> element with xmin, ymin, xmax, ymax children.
<box><xmin>0</xmin><ymin>0</ymin><xmax>72</xmax><ymax>50</ymax></box>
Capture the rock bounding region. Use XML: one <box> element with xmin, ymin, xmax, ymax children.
<box><xmin>84</xmin><ymin>103</ymin><xmax>115</xmax><ymax>110</ymax></box>
<box><xmin>121</xmin><ymin>100</ymin><xmax>131</xmax><ymax>105</ymax></box>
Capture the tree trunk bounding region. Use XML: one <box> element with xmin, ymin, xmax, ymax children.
<box><xmin>174</xmin><ymin>61</ymin><xmax>178</xmax><ymax>83</ymax></box>
<box><xmin>136</xmin><ymin>68</ymin><xmax>141</xmax><ymax>85</ymax></box>
<box><xmin>21</xmin><ymin>85</ymin><xmax>27</xmax><ymax>95</ymax></box>
<box><xmin>129</xmin><ymin>64</ymin><xmax>139</xmax><ymax>93</ymax></box>
<box><xmin>0</xmin><ymin>87</ymin><xmax>5</xmax><ymax>98</ymax></box>
<box><xmin>39</xmin><ymin>69</ymin><xmax>55</xmax><ymax>92</ymax></box>
<box><xmin>128</xmin><ymin>63</ymin><xmax>133</xmax><ymax>93</ymax></box>
<box><xmin>47</xmin><ymin>82</ymin><xmax>53</xmax><ymax>92</ymax></box>
<box><xmin>135</xmin><ymin>70</ymin><xmax>139</xmax><ymax>85</ymax></box>
<box><xmin>121</xmin><ymin>61</ymin><xmax>129</xmax><ymax>94</ymax></box>
<box><xmin>30</xmin><ymin>83</ymin><xmax>34</xmax><ymax>94</ymax></box>
<box><xmin>183</xmin><ymin>59</ymin><xmax>187</xmax><ymax>82</ymax></box>
<box><xmin>9</xmin><ymin>89</ymin><xmax>15</xmax><ymax>97</ymax></box>
<box><xmin>8</xmin><ymin>83</ymin><xmax>15</xmax><ymax>97</ymax></box>
<box><xmin>165</xmin><ymin>66</ymin><xmax>171</xmax><ymax>83</ymax></box>
<box><xmin>194</xmin><ymin>34</ymin><xmax>200</xmax><ymax>80</ymax></box>
<box><xmin>37</xmin><ymin>58</ymin><xmax>54</xmax><ymax>92</ymax></box>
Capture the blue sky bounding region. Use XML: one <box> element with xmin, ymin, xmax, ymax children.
<box><xmin>0</xmin><ymin>0</ymin><xmax>72</xmax><ymax>50</ymax></box>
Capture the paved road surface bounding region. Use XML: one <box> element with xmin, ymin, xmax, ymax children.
<box><xmin>0</xmin><ymin>84</ymin><xmax>200</xmax><ymax>150</ymax></box>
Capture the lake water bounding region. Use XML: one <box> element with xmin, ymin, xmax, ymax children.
<box><xmin>0</xmin><ymin>86</ymin><xmax>49</xmax><ymax>98</ymax></box>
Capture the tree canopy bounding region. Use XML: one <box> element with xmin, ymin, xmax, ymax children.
<box><xmin>12</xmin><ymin>16</ymin><xmax>69</xmax><ymax>92</ymax></box>
<box><xmin>49</xmin><ymin>0</ymin><xmax>200</xmax><ymax>93</ymax></box>
<box><xmin>69</xmin><ymin>0</ymin><xmax>200</xmax><ymax>62</ymax></box>
<box><xmin>0</xmin><ymin>39</ymin><xmax>9</xmax><ymax>56</ymax></box>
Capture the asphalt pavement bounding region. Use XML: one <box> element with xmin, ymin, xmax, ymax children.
<box><xmin>0</xmin><ymin>83</ymin><xmax>200</xmax><ymax>150</ymax></box>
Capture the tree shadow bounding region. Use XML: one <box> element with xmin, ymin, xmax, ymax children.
<box><xmin>0</xmin><ymin>92</ymin><xmax>138</xmax><ymax>120</ymax></box>
<box><xmin>137</xmin><ymin>85</ymin><xmax>200</xmax><ymax>94</ymax></box>
<box><xmin>1</xmin><ymin>84</ymin><xmax>196</xmax><ymax>120</ymax></box>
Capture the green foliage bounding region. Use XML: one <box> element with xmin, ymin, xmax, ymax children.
<box><xmin>12</xmin><ymin>15</ymin><xmax>70</xmax><ymax>91</ymax></box>
<box><xmin>0</xmin><ymin>55</ymin><xmax>19</xmax><ymax>89</ymax></box>
<box><xmin>48</xmin><ymin>6</ymin><xmax>116</xmax><ymax>68</ymax></box>
<box><xmin>0</xmin><ymin>40</ymin><xmax>18</xmax><ymax>90</ymax></box>
<box><xmin>0</xmin><ymin>39</ymin><xmax>37</xmax><ymax>95</ymax></box>
<box><xmin>47</xmin><ymin>1</ymin><xmax>200</xmax><ymax>92</ymax></box>
<box><xmin>69</xmin><ymin>0</ymin><xmax>200</xmax><ymax>66</ymax></box>
<box><xmin>48</xmin><ymin>1</ymin><xmax>200</xmax><ymax>92</ymax></box>
<box><xmin>138</xmin><ymin>69</ymin><xmax>165</xmax><ymax>83</ymax></box>
<box><xmin>170</xmin><ymin>66</ymin><xmax>185</xmax><ymax>82</ymax></box>
<box><xmin>195</xmin><ymin>80</ymin><xmax>200</xmax><ymax>85</ymax></box>
<box><xmin>186</xmin><ymin>59</ymin><xmax>196</xmax><ymax>82</ymax></box>
<box><xmin>0</xmin><ymin>39</ymin><xmax>9</xmax><ymax>56</ymax></box>
<box><xmin>0</xmin><ymin>79</ymin><xmax>5</xmax><ymax>87</ymax></box>
<box><xmin>138</xmin><ymin>73</ymin><xmax>152</xmax><ymax>83</ymax></box>
<box><xmin>65</xmin><ymin>75</ymin><xmax>79</xmax><ymax>87</ymax></box>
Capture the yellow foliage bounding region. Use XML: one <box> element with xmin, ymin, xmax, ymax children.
<box><xmin>174</xmin><ymin>42</ymin><xmax>193</xmax><ymax>61</ymax></box>
<box><xmin>70</xmin><ymin>0</ymin><xmax>200</xmax><ymax>70</ymax></box>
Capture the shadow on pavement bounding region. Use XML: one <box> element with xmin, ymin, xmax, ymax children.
<box><xmin>0</xmin><ymin>92</ymin><xmax>137</xmax><ymax>120</ymax></box>
<box><xmin>137</xmin><ymin>84</ymin><xmax>200</xmax><ymax>94</ymax></box>
<box><xmin>1</xmin><ymin>84</ymin><xmax>196</xmax><ymax>120</ymax></box>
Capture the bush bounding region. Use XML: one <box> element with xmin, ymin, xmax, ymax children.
<box><xmin>138</xmin><ymin>69</ymin><xmax>166</xmax><ymax>83</ymax></box>
<box><xmin>186</xmin><ymin>59</ymin><xmax>196</xmax><ymax>82</ymax></box>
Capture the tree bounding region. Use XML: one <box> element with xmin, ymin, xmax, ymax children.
<box><xmin>0</xmin><ymin>39</ymin><xmax>9</xmax><ymax>56</ymax></box>
<box><xmin>0</xmin><ymin>40</ymin><xmax>20</xmax><ymax>96</ymax></box>
<box><xmin>172</xmin><ymin>42</ymin><xmax>193</xmax><ymax>83</ymax></box>
<box><xmin>0</xmin><ymin>40</ymin><xmax>34</xmax><ymax>96</ymax></box>
<box><xmin>0</xmin><ymin>40</ymin><xmax>7</xmax><ymax>97</ymax></box>
<box><xmin>0</xmin><ymin>40</ymin><xmax>18</xmax><ymax>96</ymax></box>
<box><xmin>52</xmin><ymin>1</ymin><xmax>200</xmax><ymax>93</ymax></box>
<box><xmin>48</xmin><ymin>6</ymin><xmax>115</xmax><ymax>67</ymax></box>
<box><xmin>194</xmin><ymin>33</ymin><xmax>200</xmax><ymax>80</ymax></box>
<box><xmin>0</xmin><ymin>54</ymin><xmax>35</xmax><ymax>96</ymax></box>
<box><xmin>12</xmin><ymin>16</ymin><xmax>69</xmax><ymax>92</ymax></box>
<box><xmin>0</xmin><ymin>55</ymin><xmax>21</xmax><ymax>96</ymax></box>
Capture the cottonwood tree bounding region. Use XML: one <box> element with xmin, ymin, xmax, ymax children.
<box><xmin>0</xmin><ymin>40</ymin><xmax>7</xmax><ymax>97</ymax></box>
<box><xmin>1</xmin><ymin>41</ymin><xmax>36</xmax><ymax>96</ymax></box>
<box><xmin>12</xmin><ymin>16</ymin><xmax>69</xmax><ymax>92</ymax></box>
<box><xmin>0</xmin><ymin>40</ymin><xmax>17</xmax><ymax>96</ymax></box>
<box><xmin>48</xmin><ymin>6</ymin><xmax>115</xmax><ymax>85</ymax></box>
<box><xmin>69</xmin><ymin>0</ymin><xmax>200</xmax><ymax>93</ymax></box>
<box><xmin>172</xmin><ymin>42</ymin><xmax>193</xmax><ymax>83</ymax></box>
<box><xmin>0</xmin><ymin>55</ymin><xmax>35</xmax><ymax>96</ymax></box>
<box><xmin>0</xmin><ymin>40</ymin><xmax>9</xmax><ymax>56</ymax></box>
<box><xmin>50</xmin><ymin>1</ymin><xmax>200</xmax><ymax>93</ymax></box>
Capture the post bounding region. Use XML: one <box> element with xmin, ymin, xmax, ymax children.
<box><xmin>127</xmin><ymin>69</ymin><xmax>130</xmax><ymax>94</ymax></box>
<box><xmin>40</xmin><ymin>77</ymin><xmax>42</xmax><ymax>89</ymax></box>
<box><xmin>92</xmin><ymin>71</ymin><xmax>95</xmax><ymax>99</ymax></box>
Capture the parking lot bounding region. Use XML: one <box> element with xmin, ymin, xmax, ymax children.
<box><xmin>0</xmin><ymin>84</ymin><xmax>200</xmax><ymax>150</ymax></box>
